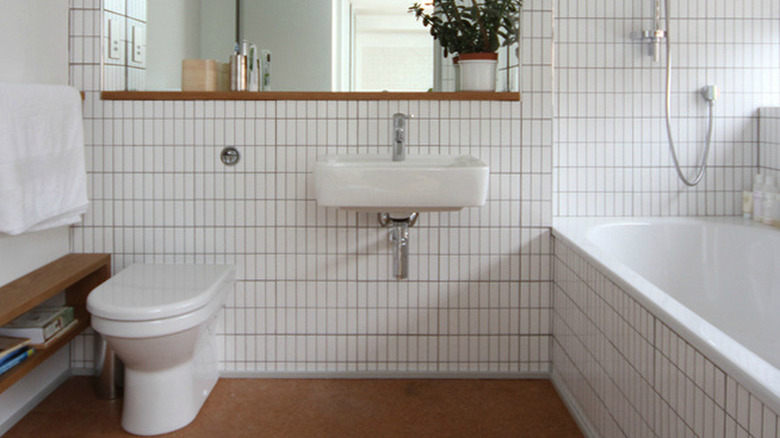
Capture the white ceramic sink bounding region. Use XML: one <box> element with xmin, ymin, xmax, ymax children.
<box><xmin>313</xmin><ymin>154</ymin><xmax>489</xmax><ymax>214</ymax></box>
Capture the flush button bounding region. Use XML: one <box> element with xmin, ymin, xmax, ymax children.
<box><xmin>220</xmin><ymin>146</ymin><xmax>240</xmax><ymax>166</ymax></box>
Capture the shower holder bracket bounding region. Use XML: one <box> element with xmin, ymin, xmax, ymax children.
<box><xmin>641</xmin><ymin>29</ymin><xmax>667</xmax><ymax>41</ymax></box>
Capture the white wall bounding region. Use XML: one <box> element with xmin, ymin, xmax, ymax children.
<box><xmin>199</xmin><ymin>0</ymin><xmax>235</xmax><ymax>63</ymax></box>
<box><xmin>0</xmin><ymin>0</ymin><xmax>69</xmax><ymax>85</ymax></box>
<box><xmin>146</xmin><ymin>0</ymin><xmax>203</xmax><ymax>90</ymax></box>
<box><xmin>242</xmin><ymin>0</ymin><xmax>332</xmax><ymax>91</ymax></box>
<box><xmin>0</xmin><ymin>0</ymin><xmax>71</xmax><ymax>299</ymax></box>
<box><xmin>0</xmin><ymin>0</ymin><xmax>72</xmax><ymax>432</ymax></box>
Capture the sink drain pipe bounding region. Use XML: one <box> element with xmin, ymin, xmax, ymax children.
<box><xmin>378</xmin><ymin>213</ymin><xmax>418</xmax><ymax>280</ymax></box>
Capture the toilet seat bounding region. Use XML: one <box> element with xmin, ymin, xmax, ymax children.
<box><xmin>90</xmin><ymin>296</ymin><xmax>226</xmax><ymax>338</ymax></box>
<box><xmin>87</xmin><ymin>264</ymin><xmax>235</xmax><ymax>322</ymax></box>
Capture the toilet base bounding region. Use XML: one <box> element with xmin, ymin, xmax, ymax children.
<box><xmin>122</xmin><ymin>362</ymin><xmax>199</xmax><ymax>435</ymax></box>
<box><xmin>106</xmin><ymin>317</ymin><xmax>220</xmax><ymax>436</ymax></box>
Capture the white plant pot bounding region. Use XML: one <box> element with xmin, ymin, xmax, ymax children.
<box><xmin>458</xmin><ymin>59</ymin><xmax>497</xmax><ymax>91</ymax></box>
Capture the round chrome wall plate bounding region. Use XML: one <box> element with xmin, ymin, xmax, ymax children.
<box><xmin>220</xmin><ymin>146</ymin><xmax>240</xmax><ymax>166</ymax></box>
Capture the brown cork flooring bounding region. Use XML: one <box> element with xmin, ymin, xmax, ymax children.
<box><xmin>7</xmin><ymin>377</ymin><xmax>583</xmax><ymax>437</ymax></box>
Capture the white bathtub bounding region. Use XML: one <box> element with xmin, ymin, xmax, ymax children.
<box><xmin>553</xmin><ymin>217</ymin><xmax>780</xmax><ymax>412</ymax></box>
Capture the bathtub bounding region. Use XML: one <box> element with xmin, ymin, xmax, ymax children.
<box><xmin>552</xmin><ymin>217</ymin><xmax>780</xmax><ymax>417</ymax></box>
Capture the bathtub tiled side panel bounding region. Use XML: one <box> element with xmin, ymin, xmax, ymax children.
<box><xmin>760</xmin><ymin>107</ymin><xmax>780</xmax><ymax>181</ymax></box>
<box><xmin>553</xmin><ymin>241</ymin><xmax>658</xmax><ymax>438</ymax></box>
<box><xmin>553</xmin><ymin>239</ymin><xmax>780</xmax><ymax>438</ymax></box>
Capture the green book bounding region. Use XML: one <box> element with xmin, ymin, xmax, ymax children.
<box><xmin>0</xmin><ymin>307</ymin><xmax>75</xmax><ymax>344</ymax></box>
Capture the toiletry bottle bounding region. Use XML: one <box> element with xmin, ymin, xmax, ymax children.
<box><xmin>248</xmin><ymin>43</ymin><xmax>259</xmax><ymax>92</ymax></box>
<box><xmin>230</xmin><ymin>42</ymin><xmax>247</xmax><ymax>91</ymax></box>
<box><xmin>261</xmin><ymin>50</ymin><xmax>271</xmax><ymax>91</ymax></box>
<box><xmin>742</xmin><ymin>190</ymin><xmax>753</xmax><ymax>219</ymax></box>
<box><xmin>761</xmin><ymin>177</ymin><xmax>777</xmax><ymax>226</ymax></box>
<box><xmin>752</xmin><ymin>174</ymin><xmax>765</xmax><ymax>223</ymax></box>
<box><xmin>773</xmin><ymin>192</ymin><xmax>780</xmax><ymax>229</ymax></box>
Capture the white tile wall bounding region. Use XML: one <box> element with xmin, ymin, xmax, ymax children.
<box><xmin>553</xmin><ymin>238</ymin><xmax>780</xmax><ymax>438</ymax></box>
<box><xmin>554</xmin><ymin>0</ymin><xmax>780</xmax><ymax>217</ymax></box>
<box><xmin>70</xmin><ymin>98</ymin><xmax>546</xmax><ymax>374</ymax></box>
<box><xmin>760</xmin><ymin>107</ymin><xmax>780</xmax><ymax>181</ymax></box>
<box><xmin>67</xmin><ymin>4</ymin><xmax>548</xmax><ymax>374</ymax></box>
<box><xmin>518</xmin><ymin>0</ymin><xmax>556</xmax><ymax>376</ymax></box>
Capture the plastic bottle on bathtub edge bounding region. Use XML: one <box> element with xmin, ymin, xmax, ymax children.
<box><xmin>761</xmin><ymin>176</ymin><xmax>777</xmax><ymax>226</ymax></box>
<box><xmin>752</xmin><ymin>174</ymin><xmax>766</xmax><ymax>223</ymax></box>
<box><xmin>774</xmin><ymin>193</ymin><xmax>780</xmax><ymax>229</ymax></box>
<box><xmin>771</xmin><ymin>192</ymin><xmax>780</xmax><ymax>229</ymax></box>
<box><xmin>742</xmin><ymin>191</ymin><xmax>753</xmax><ymax>219</ymax></box>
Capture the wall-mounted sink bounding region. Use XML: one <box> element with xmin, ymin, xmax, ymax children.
<box><xmin>313</xmin><ymin>154</ymin><xmax>489</xmax><ymax>215</ymax></box>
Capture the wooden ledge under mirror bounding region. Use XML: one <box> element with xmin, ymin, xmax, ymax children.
<box><xmin>100</xmin><ymin>91</ymin><xmax>520</xmax><ymax>101</ymax></box>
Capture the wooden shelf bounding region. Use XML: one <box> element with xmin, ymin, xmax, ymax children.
<box><xmin>0</xmin><ymin>319</ymin><xmax>89</xmax><ymax>393</ymax></box>
<box><xmin>100</xmin><ymin>91</ymin><xmax>521</xmax><ymax>101</ymax></box>
<box><xmin>0</xmin><ymin>254</ymin><xmax>111</xmax><ymax>394</ymax></box>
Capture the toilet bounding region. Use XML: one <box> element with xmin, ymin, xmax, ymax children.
<box><xmin>87</xmin><ymin>264</ymin><xmax>235</xmax><ymax>436</ymax></box>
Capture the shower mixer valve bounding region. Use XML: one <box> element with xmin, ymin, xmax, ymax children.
<box><xmin>641</xmin><ymin>29</ymin><xmax>667</xmax><ymax>63</ymax></box>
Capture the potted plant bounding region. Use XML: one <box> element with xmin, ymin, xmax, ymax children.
<box><xmin>409</xmin><ymin>0</ymin><xmax>522</xmax><ymax>91</ymax></box>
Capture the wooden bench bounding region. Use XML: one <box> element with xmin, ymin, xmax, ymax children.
<box><xmin>0</xmin><ymin>253</ymin><xmax>111</xmax><ymax>393</ymax></box>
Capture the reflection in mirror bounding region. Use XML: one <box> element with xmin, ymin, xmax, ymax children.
<box><xmin>102</xmin><ymin>0</ymin><xmax>519</xmax><ymax>93</ymax></box>
<box><xmin>147</xmin><ymin>0</ymin><xmax>235</xmax><ymax>90</ymax></box>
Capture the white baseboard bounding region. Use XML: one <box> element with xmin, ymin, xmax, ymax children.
<box><xmin>70</xmin><ymin>367</ymin><xmax>95</xmax><ymax>376</ymax></box>
<box><xmin>550</xmin><ymin>371</ymin><xmax>600</xmax><ymax>438</ymax></box>
<box><xmin>219</xmin><ymin>371</ymin><xmax>550</xmax><ymax>380</ymax></box>
<box><xmin>0</xmin><ymin>368</ymin><xmax>71</xmax><ymax>436</ymax></box>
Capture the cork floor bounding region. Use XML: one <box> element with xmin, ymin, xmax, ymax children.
<box><xmin>7</xmin><ymin>377</ymin><xmax>583</xmax><ymax>437</ymax></box>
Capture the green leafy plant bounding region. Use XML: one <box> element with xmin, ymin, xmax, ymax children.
<box><xmin>409</xmin><ymin>0</ymin><xmax>522</xmax><ymax>57</ymax></box>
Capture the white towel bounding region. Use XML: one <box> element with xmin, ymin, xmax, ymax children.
<box><xmin>0</xmin><ymin>83</ymin><xmax>88</xmax><ymax>235</ymax></box>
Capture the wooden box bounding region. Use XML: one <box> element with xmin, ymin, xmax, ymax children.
<box><xmin>181</xmin><ymin>59</ymin><xmax>218</xmax><ymax>92</ymax></box>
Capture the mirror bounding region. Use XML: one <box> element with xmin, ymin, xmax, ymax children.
<box><xmin>102</xmin><ymin>0</ymin><xmax>519</xmax><ymax>93</ymax></box>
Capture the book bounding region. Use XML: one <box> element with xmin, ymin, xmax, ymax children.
<box><xmin>0</xmin><ymin>336</ymin><xmax>30</xmax><ymax>361</ymax></box>
<box><xmin>30</xmin><ymin>319</ymin><xmax>78</xmax><ymax>349</ymax></box>
<box><xmin>0</xmin><ymin>347</ymin><xmax>34</xmax><ymax>376</ymax></box>
<box><xmin>0</xmin><ymin>307</ymin><xmax>75</xmax><ymax>344</ymax></box>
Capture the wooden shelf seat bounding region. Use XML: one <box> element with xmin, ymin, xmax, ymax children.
<box><xmin>0</xmin><ymin>254</ymin><xmax>111</xmax><ymax>394</ymax></box>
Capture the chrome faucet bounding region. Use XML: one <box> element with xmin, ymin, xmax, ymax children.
<box><xmin>392</xmin><ymin>113</ymin><xmax>413</xmax><ymax>161</ymax></box>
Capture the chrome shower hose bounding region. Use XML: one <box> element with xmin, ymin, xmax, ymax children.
<box><xmin>663</xmin><ymin>0</ymin><xmax>716</xmax><ymax>187</ymax></box>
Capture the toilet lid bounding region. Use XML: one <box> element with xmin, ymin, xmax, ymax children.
<box><xmin>87</xmin><ymin>264</ymin><xmax>236</xmax><ymax>321</ymax></box>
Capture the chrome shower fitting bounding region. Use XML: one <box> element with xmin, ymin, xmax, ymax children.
<box><xmin>661</xmin><ymin>0</ymin><xmax>718</xmax><ymax>187</ymax></box>
<box><xmin>642</xmin><ymin>0</ymin><xmax>666</xmax><ymax>62</ymax></box>
<box><xmin>642</xmin><ymin>29</ymin><xmax>667</xmax><ymax>63</ymax></box>
<box><xmin>378</xmin><ymin>212</ymin><xmax>419</xmax><ymax>280</ymax></box>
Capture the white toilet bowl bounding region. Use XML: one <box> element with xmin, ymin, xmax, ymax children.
<box><xmin>87</xmin><ymin>264</ymin><xmax>235</xmax><ymax>436</ymax></box>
